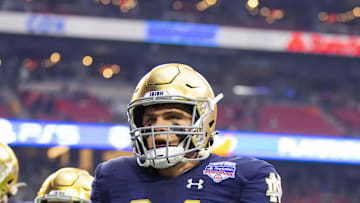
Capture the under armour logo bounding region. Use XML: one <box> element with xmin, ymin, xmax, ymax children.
<box><xmin>186</xmin><ymin>178</ymin><xmax>204</xmax><ymax>190</ymax></box>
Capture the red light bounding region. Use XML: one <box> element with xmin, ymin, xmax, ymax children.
<box><xmin>24</xmin><ymin>58</ymin><xmax>38</xmax><ymax>71</ymax></box>
<box><xmin>327</xmin><ymin>14</ymin><xmax>337</xmax><ymax>24</ymax></box>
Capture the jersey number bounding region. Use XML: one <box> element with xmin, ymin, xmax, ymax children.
<box><xmin>130</xmin><ymin>200</ymin><xmax>199</xmax><ymax>203</ymax></box>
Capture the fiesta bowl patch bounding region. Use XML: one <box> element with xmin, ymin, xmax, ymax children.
<box><xmin>203</xmin><ymin>161</ymin><xmax>236</xmax><ymax>183</ymax></box>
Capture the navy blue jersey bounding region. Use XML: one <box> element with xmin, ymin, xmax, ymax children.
<box><xmin>91</xmin><ymin>154</ymin><xmax>282</xmax><ymax>203</ymax></box>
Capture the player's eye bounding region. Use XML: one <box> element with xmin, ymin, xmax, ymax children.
<box><xmin>144</xmin><ymin>117</ymin><xmax>156</xmax><ymax>126</ymax></box>
<box><xmin>166</xmin><ymin>115</ymin><xmax>177</xmax><ymax>120</ymax></box>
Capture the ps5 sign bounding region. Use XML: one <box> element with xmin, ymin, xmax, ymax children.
<box><xmin>2</xmin><ymin>118</ymin><xmax>360</xmax><ymax>165</ymax></box>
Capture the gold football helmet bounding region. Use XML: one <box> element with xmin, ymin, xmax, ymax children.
<box><xmin>34</xmin><ymin>168</ymin><xmax>93</xmax><ymax>203</ymax></box>
<box><xmin>0</xmin><ymin>142</ymin><xmax>19</xmax><ymax>203</ymax></box>
<box><xmin>127</xmin><ymin>63</ymin><xmax>223</xmax><ymax>169</ymax></box>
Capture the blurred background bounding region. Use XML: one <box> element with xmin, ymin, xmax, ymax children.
<box><xmin>1</xmin><ymin>0</ymin><xmax>360</xmax><ymax>202</ymax></box>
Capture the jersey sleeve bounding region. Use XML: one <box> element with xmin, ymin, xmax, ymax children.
<box><xmin>239</xmin><ymin>164</ymin><xmax>282</xmax><ymax>203</ymax></box>
<box><xmin>91</xmin><ymin>163</ymin><xmax>111</xmax><ymax>203</ymax></box>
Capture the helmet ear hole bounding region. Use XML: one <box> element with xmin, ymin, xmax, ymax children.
<box><xmin>209</xmin><ymin>120</ymin><xmax>215</xmax><ymax>128</ymax></box>
<box><xmin>208</xmin><ymin>134</ymin><xmax>214</xmax><ymax>148</ymax></box>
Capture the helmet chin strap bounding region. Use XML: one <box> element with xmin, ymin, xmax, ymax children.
<box><xmin>136</xmin><ymin>157</ymin><xmax>150</xmax><ymax>168</ymax></box>
<box><xmin>181</xmin><ymin>149</ymin><xmax>210</xmax><ymax>163</ymax></box>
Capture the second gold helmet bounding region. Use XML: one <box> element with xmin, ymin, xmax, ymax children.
<box><xmin>34</xmin><ymin>168</ymin><xmax>93</xmax><ymax>203</ymax></box>
<box><xmin>0</xmin><ymin>142</ymin><xmax>19</xmax><ymax>203</ymax></box>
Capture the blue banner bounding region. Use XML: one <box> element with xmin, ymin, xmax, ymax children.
<box><xmin>145</xmin><ymin>20</ymin><xmax>219</xmax><ymax>47</ymax></box>
<box><xmin>26</xmin><ymin>14</ymin><xmax>65</xmax><ymax>34</ymax></box>
<box><xmin>2</xmin><ymin>118</ymin><xmax>360</xmax><ymax>164</ymax></box>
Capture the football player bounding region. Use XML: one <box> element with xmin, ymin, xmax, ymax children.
<box><xmin>34</xmin><ymin>167</ymin><xmax>93</xmax><ymax>203</ymax></box>
<box><xmin>0</xmin><ymin>142</ymin><xmax>22</xmax><ymax>203</ymax></box>
<box><xmin>91</xmin><ymin>63</ymin><xmax>282</xmax><ymax>202</ymax></box>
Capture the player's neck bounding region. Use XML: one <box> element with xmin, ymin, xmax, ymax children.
<box><xmin>157</xmin><ymin>160</ymin><xmax>199</xmax><ymax>179</ymax></box>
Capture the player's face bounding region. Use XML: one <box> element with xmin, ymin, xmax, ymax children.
<box><xmin>142</xmin><ymin>104</ymin><xmax>193</xmax><ymax>149</ymax></box>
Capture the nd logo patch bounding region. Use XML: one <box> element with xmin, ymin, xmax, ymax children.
<box><xmin>265</xmin><ymin>173</ymin><xmax>282</xmax><ymax>203</ymax></box>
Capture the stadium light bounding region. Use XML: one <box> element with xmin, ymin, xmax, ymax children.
<box><xmin>47</xmin><ymin>146</ymin><xmax>69</xmax><ymax>159</ymax></box>
<box><xmin>233</xmin><ymin>85</ymin><xmax>269</xmax><ymax>95</ymax></box>
<box><xmin>82</xmin><ymin>56</ymin><xmax>93</xmax><ymax>66</ymax></box>
<box><xmin>42</xmin><ymin>59</ymin><xmax>54</xmax><ymax>68</ymax></box>
<box><xmin>196</xmin><ymin>1</ymin><xmax>207</xmax><ymax>11</ymax></box>
<box><xmin>102</xmin><ymin>68</ymin><xmax>114</xmax><ymax>79</ymax></box>
<box><xmin>318</xmin><ymin>12</ymin><xmax>328</xmax><ymax>22</ymax></box>
<box><xmin>111</xmin><ymin>64</ymin><xmax>120</xmax><ymax>74</ymax></box>
<box><xmin>50</xmin><ymin>52</ymin><xmax>61</xmax><ymax>63</ymax></box>
<box><xmin>353</xmin><ymin>7</ymin><xmax>360</xmax><ymax>17</ymax></box>
<box><xmin>247</xmin><ymin>0</ymin><xmax>259</xmax><ymax>9</ymax></box>
<box><xmin>173</xmin><ymin>1</ymin><xmax>183</xmax><ymax>10</ymax></box>
<box><xmin>206</xmin><ymin>0</ymin><xmax>217</xmax><ymax>6</ymax></box>
<box><xmin>100</xmin><ymin>0</ymin><xmax>111</xmax><ymax>5</ymax></box>
<box><xmin>260</xmin><ymin>7</ymin><xmax>270</xmax><ymax>17</ymax></box>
